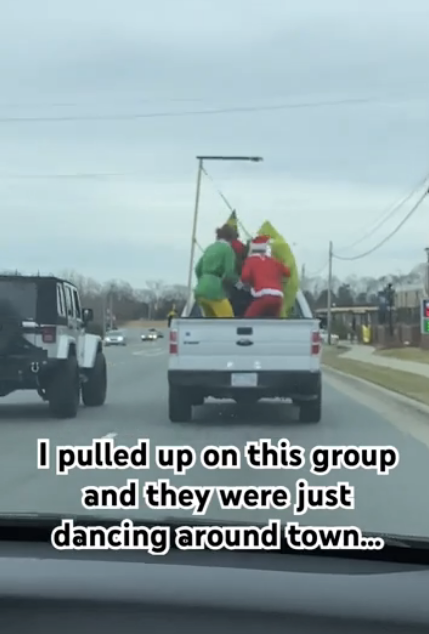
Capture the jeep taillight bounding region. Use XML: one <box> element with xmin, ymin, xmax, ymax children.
<box><xmin>42</xmin><ymin>326</ymin><xmax>56</xmax><ymax>344</ymax></box>
<box><xmin>169</xmin><ymin>329</ymin><xmax>178</xmax><ymax>354</ymax></box>
<box><xmin>311</xmin><ymin>331</ymin><xmax>320</xmax><ymax>355</ymax></box>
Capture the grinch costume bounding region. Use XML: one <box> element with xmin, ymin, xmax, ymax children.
<box><xmin>255</xmin><ymin>221</ymin><xmax>299</xmax><ymax>317</ymax></box>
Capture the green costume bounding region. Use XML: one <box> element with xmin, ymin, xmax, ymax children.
<box><xmin>194</xmin><ymin>240</ymin><xmax>238</xmax><ymax>301</ymax></box>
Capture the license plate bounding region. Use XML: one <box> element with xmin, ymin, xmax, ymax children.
<box><xmin>231</xmin><ymin>373</ymin><xmax>258</xmax><ymax>387</ymax></box>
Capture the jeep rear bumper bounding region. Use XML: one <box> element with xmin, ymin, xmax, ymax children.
<box><xmin>0</xmin><ymin>348</ymin><xmax>49</xmax><ymax>383</ymax></box>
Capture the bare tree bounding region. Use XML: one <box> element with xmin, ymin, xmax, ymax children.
<box><xmin>145</xmin><ymin>279</ymin><xmax>165</xmax><ymax>319</ymax></box>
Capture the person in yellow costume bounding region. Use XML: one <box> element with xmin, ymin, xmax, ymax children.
<box><xmin>167</xmin><ymin>305</ymin><xmax>177</xmax><ymax>327</ymax></box>
<box><xmin>255</xmin><ymin>221</ymin><xmax>299</xmax><ymax>317</ymax></box>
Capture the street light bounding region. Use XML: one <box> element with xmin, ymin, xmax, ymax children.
<box><xmin>185</xmin><ymin>155</ymin><xmax>264</xmax><ymax>313</ymax></box>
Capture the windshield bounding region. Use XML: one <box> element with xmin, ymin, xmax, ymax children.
<box><xmin>3</xmin><ymin>1</ymin><xmax>429</xmax><ymax>558</ymax></box>
<box><xmin>0</xmin><ymin>280</ymin><xmax>37</xmax><ymax>321</ymax></box>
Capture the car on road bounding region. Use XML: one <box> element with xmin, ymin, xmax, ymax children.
<box><xmin>0</xmin><ymin>274</ymin><xmax>107</xmax><ymax>419</ymax></box>
<box><xmin>104</xmin><ymin>329</ymin><xmax>127</xmax><ymax>346</ymax></box>
<box><xmin>168</xmin><ymin>290</ymin><xmax>322</xmax><ymax>424</ymax></box>
<box><xmin>141</xmin><ymin>328</ymin><xmax>163</xmax><ymax>342</ymax></box>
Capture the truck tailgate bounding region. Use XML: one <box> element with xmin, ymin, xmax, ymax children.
<box><xmin>169</xmin><ymin>319</ymin><xmax>320</xmax><ymax>372</ymax></box>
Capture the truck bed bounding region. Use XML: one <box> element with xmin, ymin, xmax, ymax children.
<box><xmin>167</xmin><ymin>292</ymin><xmax>323</xmax><ymax>423</ymax></box>
<box><xmin>169</xmin><ymin>318</ymin><xmax>321</xmax><ymax>372</ymax></box>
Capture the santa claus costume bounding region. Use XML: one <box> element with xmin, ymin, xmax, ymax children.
<box><xmin>225</xmin><ymin>210</ymin><xmax>247</xmax><ymax>271</ymax></box>
<box><xmin>240</xmin><ymin>235</ymin><xmax>291</xmax><ymax>318</ymax></box>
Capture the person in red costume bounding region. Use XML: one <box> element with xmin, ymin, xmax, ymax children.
<box><xmin>231</xmin><ymin>232</ymin><xmax>247</xmax><ymax>273</ymax></box>
<box><xmin>240</xmin><ymin>235</ymin><xmax>291</xmax><ymax>318</ymax></box>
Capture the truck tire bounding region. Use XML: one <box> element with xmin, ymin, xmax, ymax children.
<box><xmin>0</xmin><ymin>299</ymin><xmax>23</xmax><ymax>355</ymax></box>
<box><xmin>48</xmin><ymin>356</ymin><xmax>80</xmax><ymax>419</ymax></box>
<box><xmin>82</xmin><ymin>352</ymin><xmax>107</xmax><ymax>407</ymax></box>
<box><xmin>299</xmin><ymin>390</ymin><xmax>322</xmax><ymax>423</ymax></box>
<box><xmin>169</xmin><ymin>386</ymin><xmax>192</xmax><ymax>423</ymax></box>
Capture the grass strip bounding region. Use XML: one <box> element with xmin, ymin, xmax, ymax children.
<box><xmin>322</xmin><ymin>346</ymin><xmax>429</xmax><ymax>407</ymax></box>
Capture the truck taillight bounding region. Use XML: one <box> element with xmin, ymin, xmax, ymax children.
<box><xmin>169</xmin><ymin>329</ymin><xmax>178</xmax><ymax>354</ymax></box>
<box><xmin>311</xmin><ymin>331</ymin><xmax>320</xmax><ymax>355</ymax></box>
<box><xmin>42</xmin><ymin>326</ymin><xmax>56</xmax><ymax>344</ymax></box>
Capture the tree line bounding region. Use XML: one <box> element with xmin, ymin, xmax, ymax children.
<box><xmin>303</xmin><ymin>262</ymin><xmax>425</xmax><ymax>311</ymax></box>
<box><xmin>1</xmin><ymin>260</ymin><xmax>425</xmax><ymax>334</ymax></box>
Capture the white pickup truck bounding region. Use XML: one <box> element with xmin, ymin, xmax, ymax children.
<box><xmin>167</xmin><ymin>290</ymin><xmax>322</xmax><ymax>424</ymax></box>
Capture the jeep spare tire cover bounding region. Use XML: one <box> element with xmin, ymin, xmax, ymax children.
<box><xmin>0</xmin><ymin>299</ymin><xmax>23</xmax><ymax>354</ymax></box>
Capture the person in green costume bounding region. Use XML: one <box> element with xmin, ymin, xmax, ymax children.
<box><xmin>194</xmin><ymin>224</ymin><xmax>238</xmax><ymax>317</ymax></box>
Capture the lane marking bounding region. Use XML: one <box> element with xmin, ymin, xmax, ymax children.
<box><xmin>132</xmin><ymin>349</ymin><xmax>165</xmax><ymax>357</ymax></box>
<box><xmin>102</xmin><ymin>432</ymin><xmax>117</xmax><ymax>439</ymax></box>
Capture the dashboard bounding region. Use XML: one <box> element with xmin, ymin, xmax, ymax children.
<box><xmin>1</xmin><ymin>540</ymin><xmax>429</xmax><ymax>633</ymax></box>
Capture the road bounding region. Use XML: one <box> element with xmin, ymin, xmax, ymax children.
<box><xmin>0</xmin><ymin>327</ymin><xmax>428</xmax><ymax>539</ymax></box>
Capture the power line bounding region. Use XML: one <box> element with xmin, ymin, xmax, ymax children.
<box><xmin>0</xmin><ymin>172</ymin><xmax>144</xmax><ymax>179</ymax></box>
<box><xmin>0</xmin><ymin>96</ymin><xmax>381</xmax><ymax>124</ymax></box>
<box><xmin>307</xmin><ymin>260</ymin><xmax>329</xmax><ymax>277</ymax></box>
<box><xmin>333</xmin><ymin>186</ymin><xmax>429</xmax><ymax>261</ymax></box>
<box><xmin>335</xmin><ymin>172</ymin><xmax>429</xmax><ymax>252</ymax></box>
<box><xmin>0</xmin><ymin>97</ymin><xmax>206</xmax><ymax>109</ymax></box>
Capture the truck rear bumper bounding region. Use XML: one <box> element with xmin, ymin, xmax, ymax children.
<box><xmin>168</xmin><ymin>369</ymin><xmax>321</xmax><ymax>401</ymax></box>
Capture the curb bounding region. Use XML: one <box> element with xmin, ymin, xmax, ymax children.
<box><xmin>322</xmin><ymin>363</ymin><xmax>429</xmax><ymax>417</ymax></box>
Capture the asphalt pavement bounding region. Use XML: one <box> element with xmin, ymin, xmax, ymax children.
<box><xmin>0</xmin><ymin>327</ymin><xmax>427</xmax><ymax>539</ymax></box>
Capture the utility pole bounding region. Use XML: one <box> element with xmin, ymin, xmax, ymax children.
<box><xmin>108</xmin><ymin>291</ymin><xmax>114</xmax><ymax>330</ymax></box>
<box><xmin>185</xmin><ymin>158</ymin><xmax>203</xmax><ymax>315</ymax></box>
<box><xmin>101</xmin><ymin>294</ymin><xmax>107</xmax><ymax>335</ymax></box>
<box><xmin>327</xmin><ymin>240</ymin><xmax>333</xmax><ymax>345</ymax></box>
<box><xmin>300</xmin><ymin>263</ymin><xmax>306</xmax><ymax>290</ymax></box>
<box><xmin>425</xmin><ymin>247</ymin><xmax>429</xmax><ymax>296</ymax></box>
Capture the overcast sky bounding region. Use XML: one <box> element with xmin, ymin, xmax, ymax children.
<box><xmin>1</xmin><ymin>0</ymin><xmax>429</xmax><ymax>287</ymax></box>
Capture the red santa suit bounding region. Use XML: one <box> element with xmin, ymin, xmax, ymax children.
<box><xmin>231</xmin><ymin>238</ymin><xmax>246</xmax><ymax>258</ymax></box>
<box><xmin>241</xmin><ymin>236</ymin><xmax>291</xmax><ymax>318</ymax></box>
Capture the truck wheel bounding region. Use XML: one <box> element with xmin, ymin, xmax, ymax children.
<box><xmin>82</xmin><ymin>352</ymin><xmax>107</xmax><ymax>407</ymax></box>
<box><xmin>48</xmin><ymin>356</ymin><xmax>80</xmax><ymax>419</ymax></box>
<box><xmin>169</xmin><ymin>386</ymin><xmax>192</xmax><ymax>423</ymax></box>
<box><xmin>299</xmin><ymin>392</ymin><xmax>322</xmax><ymax>423</ymax></box>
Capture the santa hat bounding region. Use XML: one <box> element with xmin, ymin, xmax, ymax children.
<box><xmin>249</xmin><ymin>235</ymin><xmax>272</xmax><ymax>256</ymax></box>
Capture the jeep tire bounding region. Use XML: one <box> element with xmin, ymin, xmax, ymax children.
<box><xmin>48</xmin><ymin>356</ymin><xmax>80</xmax><ymax>419</ymax></box>
<box><xmin>82</xmin><ymin>351</ymin><xmax>107</xmax><ymax>407</ymax></box>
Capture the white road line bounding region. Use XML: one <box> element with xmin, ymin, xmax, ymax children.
<box><xmin>101</xmin><ymin>432</ymin><xmax>117</xmax><ymax>439</ymax></box>
<box><xmin>132</xmin><ymin>349</ymin><xmax>165</xmax><ymax>357</ymax></box>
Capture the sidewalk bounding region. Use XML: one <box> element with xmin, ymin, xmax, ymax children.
<box><xmin>339</xmin><ymin>344</ymin><xmax>429</xmax><ymax>379</ymax></box>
